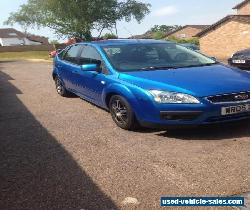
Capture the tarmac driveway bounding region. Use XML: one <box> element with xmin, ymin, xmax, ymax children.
<box><xmin>0</xmin><ymin>61</ymin><xmax>249</xmax><ymax>210</ymax></box>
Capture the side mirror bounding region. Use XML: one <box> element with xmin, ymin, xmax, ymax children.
<box><xmin>210</xmin><ymin>57</ymin><xmax>217</xmax><ymax>61</ymax></box>
<box><xmin>56</xmin><ymin>49</ymin><xmax>62</xmax><ymax>53</ymax></box>
<box><xmin>81</xmin><ymin>64</ymin><xmax>98</xmax><ymax>72</ymax></box>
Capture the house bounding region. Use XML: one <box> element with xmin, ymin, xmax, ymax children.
<box><xmin>197</xmin><ymin>0</ymin><xmax>250</xmax><ymax>59</ymax></box>
<box><xmin>165</xmin><ymin>25</ymin><xmax>210</xmax><ymax>39</ymax></box>
<box><xmin>0</xmin><ymin>28</ymin><xmax>48</xmax><ymax>46</ymax></box>
<box><xmin>233</xmin><ymin>0</ymin><xmax>250</xmax><ymax>15</ymax></box>
<box><xmin>26</xmin><ymin>34</ymin><xmax>49</xmax><ymax>45</ymax></box>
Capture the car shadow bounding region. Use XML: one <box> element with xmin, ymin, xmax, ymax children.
<box><xmin>156</xmin><ymin>121</ymin><xmax>250</xmax><ymax>140</ymax></box>
<box><xmin>0</xmin><ymin>69</ymin><xmax>118</xmax><ymax>209</ymax></box>
<box><xmin>76</xmin><ymin>93</ymin><xmax>250</xmax><ymax>139</ymax></box>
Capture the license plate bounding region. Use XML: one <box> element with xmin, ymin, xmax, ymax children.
<box><xmin>232</xmin><ymin>60</ymin><xmax>246</xmax><ymax>64</ymax></box>
<box><xmin>221</xmin><ymin>104</ymin><xmax>250</xmax><ymax>115</ymax></box>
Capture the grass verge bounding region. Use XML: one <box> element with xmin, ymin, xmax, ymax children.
<box><xmin>0</xmin><ymin>51</ymin><xmax>51</xmax><ymax>61</ymax></box>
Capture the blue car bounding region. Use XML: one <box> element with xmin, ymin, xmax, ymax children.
<box><xmin>53</xmin><ymin>39</ymin><xmax>250</xmax><ymax>130</ymax></box>
<box><xmin>180</xmin><ymin>43</ymin><xmax>200</xmax><ymax>51</ymax></box>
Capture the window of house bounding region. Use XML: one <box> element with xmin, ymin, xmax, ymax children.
<box><xmin>178</xmin><ymin>34</ymin><xmax>186</xmax><ymax>38</ymax></box>
<box><xmin>8</xmin><ymin>33</ymin><xmax>17</xmax><ymax>36</ymax></box>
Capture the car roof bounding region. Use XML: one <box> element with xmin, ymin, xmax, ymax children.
<box><xmin>80</xmin><ymin>39</ymin><xmax>174</xmax><ymax>46</ymax></box>
<box><xmin>235</xmin><ymin>48</ymin><xmax>250</xmax><ymax>54</ymax></box>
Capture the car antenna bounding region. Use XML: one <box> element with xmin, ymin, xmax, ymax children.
<box><xmin>123</xmin><ymin>26</ymin><xmax>141</xmax><ymax>42</ymax></box>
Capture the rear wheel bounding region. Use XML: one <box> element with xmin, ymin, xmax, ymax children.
<box><xmin>55</xmin><ymin>76</ymin><xmax>70</xmax><ymax>97</ymax></box>
<box><xmin>109</xmin><ymin>95</ymin><xmax>138</xmax><ymax>130</ymax></box>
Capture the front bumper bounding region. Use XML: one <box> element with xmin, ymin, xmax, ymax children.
<box><xmin>228</xmin><ymin>58</ymin><xmax>250</xmax><ymax>70</ymax></box>
<box><xmin>134</xmin><ymin>98</ymin><xmax>250</xmax><ymax>128</ymax></box>
<box><xmin>139</xmin><ymin>112</ymin><xmax>250</xmax><ymax>129</ymax></box>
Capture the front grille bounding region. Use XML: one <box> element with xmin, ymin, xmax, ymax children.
<box><xmin>207</xmin><ymin>92</ymin><xmax>250</xmax><ymax>103</ymax></box>
<box><xmin>233</xmin><ymin>54</ymin><xmax>250</xmax><ymax>60</ymax></box>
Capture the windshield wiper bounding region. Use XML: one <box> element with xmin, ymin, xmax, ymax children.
<box><xmin>140</xmin><ymin>66</ymin><xmax>177</xmax><ymax>70</ymax></box>
<box><xmin>177</xmin><ymin>62</ymin><xmax>219</xmax><ymax>68</ymax></box>
<box><xmin>139</xmin><ymin>62</ymin><xmax>219</xmax><ymax>70</ymax></box>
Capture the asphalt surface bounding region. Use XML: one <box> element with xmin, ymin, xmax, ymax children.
<box><xmin>0</xmin><ymin>60</ymin><xmax>249</xmax><ymax>210</ymax></box>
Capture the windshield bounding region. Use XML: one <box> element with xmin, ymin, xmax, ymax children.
<box><xmin>102</xmin><ymin>43</ymin><xmax>216</xmax><ymax>72</ymax></box>
<box><xmin>181</xmin><ymin>44</ymin><xmax>200</xmax><ymax>51</ymax></box>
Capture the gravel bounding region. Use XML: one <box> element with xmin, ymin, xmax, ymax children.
<box><xmin>0</xmin><ymin>60</ymin><xmax>249</xmax><ymax>210</ymax></box>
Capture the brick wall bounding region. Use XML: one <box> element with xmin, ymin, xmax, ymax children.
<box><xmin>199</xmin><ymin>20</ymin><xmax>250</xmax><ymax>60</ymax></box>
<box><xmin>168</xmin><ymin>27</ymin><xmax>202</xmax><ymax>39</ymax></box>
<box><xmin>0</xmin><ymin>44</ymin><xmax>55</xmax><ymax>53</ymax></box>
<box><xmin>237</xmin><ymin>3</ymin><xmax>250</xmax><ymax>15</ymax></box>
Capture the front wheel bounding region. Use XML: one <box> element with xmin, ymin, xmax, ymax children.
<box><xmin>54</xmin><ymin>76</ymin><xmax>70</xmax><ymax>97</ymax></box>
<box><xmin>109</xmin><ymin>95</ymin><xmax>138</xmax><ymax>130</ymax></box>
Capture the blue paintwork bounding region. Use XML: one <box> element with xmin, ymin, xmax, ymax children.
<box><xmin>53</xmin><ymin>39</ymin><xmax>250</xmax><ymax>127</ymax></box>
<box><xmin>81</xmin><ymin>64</ymin><xmax>98</xmax><ymax>71</ymax></box>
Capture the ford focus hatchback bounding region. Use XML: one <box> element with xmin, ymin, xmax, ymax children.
<box><xmin>53</xmin><ymin>39</ymin><xmax>250</xmax><ymax>130</ymax></box>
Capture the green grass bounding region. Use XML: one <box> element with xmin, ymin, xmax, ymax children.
<box><xmin>0</xmin><ymin>51</ymin><xmax>51</xmax><ymax>61</ymax></box>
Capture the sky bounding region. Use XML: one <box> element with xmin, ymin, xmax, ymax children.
<box><xmin>0</xmin><ymin>0</ymin><xmax>244</xmax><ymax>42</ymax></box>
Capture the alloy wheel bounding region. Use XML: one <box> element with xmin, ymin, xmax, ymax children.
<box><xmin>55</xmin><ymin>78</ymin><xmax>63</xmax><ymax>95</ymax></box>
<box><xmin>111</xmin><ymin>99</ymin><xmax>128</xmax><ymax>125</ymax></box>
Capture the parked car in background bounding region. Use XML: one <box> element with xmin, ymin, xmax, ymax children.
<box><xmin>180</xmin><ymin>43</ymin><xmax>200</xmax><ymax>51</ymax></box>
<box><xmin>53</xmin><ymin>39</ymin><xmax>250</xmax><ymax>130</ymax></box>
<box><xmin>228</xmin><ymin>48</ymin><xmax>250</xmax><ymax>70</ymax></box>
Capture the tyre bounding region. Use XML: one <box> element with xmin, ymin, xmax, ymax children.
<box><xmin>54</xmin><ymin>76</ymin><xmax>70</xmax><ymax>97</ymax></box>
<box><xmin>109</xmin><ymin>95</ymin><xmax>138</xmax><ymax>130</ymax></box>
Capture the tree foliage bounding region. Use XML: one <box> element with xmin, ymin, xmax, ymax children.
<box><xmin>49</xmin><ymin>40</ymin><xmax>60</xmax><ymax>44</ymax></box>
<box><xmin>5</xmin><ymin>0</ymin><xmax>151</xmax><ymax>40</ymax></box>
<box><xmin>101</xmin><ymin>33</ymin><xmax>118</xmax><ymax>39</ymax></box>
<box><xmin>148</xmin><ymin>25</ymin><xmax>182</xmax><ymax>34</ymax></box>
<box><xmin>167</xmin><ymin>36</ymin><xmax>199</xmax><ymax>45</ymax></box>
<box><xmin>152</xmin><ymin>31</ymin><xmax>166</xmax><ymax>40</ymax></box>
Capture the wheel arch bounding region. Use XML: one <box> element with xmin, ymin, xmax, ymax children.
<box><xmin>103</xmin><ymin>84</ymin><xmax>137</xmax><ymax>110</ymax></box>
<box><xmin>52</xmin><ymin>65</ymin><xmax>60</xmax><ymax>81</ymax></box>
<box><xmin>52</xmin><ymin>72</ymin><xmax>57</xmax><ymax>80</ymax></box>
<box><xmin>105</xmin><ymin>92</ymin><xmax>117</xmax><ymax>108</ymax></box>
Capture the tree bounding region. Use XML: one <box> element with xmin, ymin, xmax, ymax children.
<box><xmin>167</xmin><ymin>36</ymin><xmax>199</xmax><ymax>45</ymax></box>
<box><xmin>5</xmin><ymin>0</ymin><xmax>151</xmax><ymax>41</ymax></box>
<box><xmin>148</xmin><ymin>25</ymin><xmax>182</xmax><ymax>34</ymax></box>
<box><xmin>101</xmin><ymin>33</ymin><xmax>118</xmax><ymax>39</ymax></box>
<box><xmin>130</xmin><ymin>25</ymin><xmax>182</xmax><ymax>40</ymax></box>
<box><xmin>49</xmin><ymin>40</ymin><xmax>60</xmax><ymax>44</ymax></box>
<box><xmin>152</xmin><ymin>31</ymin><xmax>166</xmax><ymax>40</ymax></box>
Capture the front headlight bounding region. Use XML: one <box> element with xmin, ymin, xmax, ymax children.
<box><xmin>149</xmin><ymin>90</ymin><xmax>200</xmax><ymax>104</ymax></box>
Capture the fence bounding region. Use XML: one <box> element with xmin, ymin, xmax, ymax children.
<box><xmin>0</xmin><ymin>45</ymin><xmax>55</xmax><ymax>52</ymax></box>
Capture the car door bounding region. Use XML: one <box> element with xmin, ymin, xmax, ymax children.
<box><xmin>78</xmin><ymin>45</ymin><xmax>109</xmax><ymax>106</ymax></box>
<box><xmin>58</xmin><ymin>45</ymin><xmax>82</xmax><ymax>93</ymax></box>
